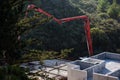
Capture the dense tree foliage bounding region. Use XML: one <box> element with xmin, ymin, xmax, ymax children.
<box><xmin>0</xmin><ymin>0</ymin><xmax>50</xmax><ymax>64</ymax></box>
<box><xmin>0</xmin><ymin>0</ymin><xmax>120</xmax><ymax>79</ymax></box>
<box><xmin>107</xmin><ymin>0</ymin><xmax>120</xmax><ymax>19</ymax></box>
<box><xmin>0</xmin><ymin>0</ymin><xmax>24</xmax><ymax>63</ymax></box>
<box><xmin>97</xmin><ymin>0</ymin><xmax>110</xmax><ymax>12</ymax></box>
<box><xmin>21</xmin><ymin>48</ymin><xmax>73</xmax><ymax>63</ymax></box>
<box><xmin>1</xmin><ymin>0</ymin><xmax>120</xmax><ymax>63</ymax></box>
<box><xmin>23</xmin><ymin>0</ymin><xmax>120</xmax><ymax>57</ymax></box>
<box><xmin>0</xmin><ymin>0</ymin><xmax>51</xmax><ymax>80</ymax></box>
<box><xmin>91</xmin><ymin>0</ymin><xmax>120</xmax><ymax>53</ymax></box>
<box><xmin>0</xmin><ymin>65</ymin><xmax>32</xmax><ymax>80</ymax></box>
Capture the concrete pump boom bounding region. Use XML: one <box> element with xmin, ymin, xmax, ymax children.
<box><xmin>26</xmin><ymin>4</ymin><xmax>93</xmax><ymax>56</ymax></box>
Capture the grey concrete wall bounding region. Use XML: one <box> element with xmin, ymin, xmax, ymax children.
<box><xmin>67</xmin><ymin>63</ymin><xmax>87</xmax><ymax>80</ymax></box>
<box><xmin>74</xmin><ymin>60</ymin><xmax>94</xmax><ymax>70</ymax></box>
<box><xmin>84</xmin><ymin>67</ymin><xmax>93</xmax><ymax>79</ymax></box>
<box><xmin>91</xmin><ymin>52</ymin><xmax>106</xmax><ymax>60</ymax></box>
<box><xmin>67</xmin><ymin>62</ymin><xmax>80</xmax><ymax>74</ymax></box>
<box><xmin>67</xmin><ymin>52</ymin><xmax>120</xmax><ymax>80</ymax></box>
<box><xmin>83</xmin><ymin>61</ymin><xmax>105</xmax><ymax>79</ymax></box>
<box><xmin>91</xmin><ymin>52</ymin><xmax>120</xmax><ymax>61</ymax></box>
<box><xmin>108</xmin><ymin>69</ymin><xmax>120</xmax><ymax>78</ymax></box>
<box><xmin>69</xmin><ymin>60</ymin><xmax>94</xmax><ymax>70</ymax></box>
<box><xmin>70</xmin><ymin>69</ymin><xmax>87</xmax><ymax>80</ymax></box>
<box><xmin>93</xmin><ymin>73</ymin><xmax>118</xmax><ymax>80</ymax></box>
<box><xmin>79</xmin><ymin>62</ymin><xmax>94</xmax><ymax>70</ymax></box>
<box><xmin>93</xmin><ymin>61</ymin><xmax>105</xmax><ymax>73</ymax></box>
<box><xmin>67</xmin><ymin>63</ymin><xmax>79</xmax><ymax>80</ymax></box>
<box><xmin>67</xmin><ymin>60</ymin><xmax>95</xmax><ymax>80</ymax></box>
<box><xmin>105</xmin><ymin>52</ymin><xmax>120</xmax><ymax>61</ymax></box>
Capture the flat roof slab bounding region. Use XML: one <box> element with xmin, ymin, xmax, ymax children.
<box><xmin>96</xmin><ymin>59</ymin><xmax>120</xmax><ymax>75</ymax></box>
<box><xmin>105</xmin><ymin>59</ymin><xmax>120</xmax><ymax>74</ymax></box>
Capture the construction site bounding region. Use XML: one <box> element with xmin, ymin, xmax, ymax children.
<box><xmin>20</xmin><ymin>52</ymin><xmax>120</xmax><ymax>80</ymax></box>
<box><xmin>1</xmin><ymin>0</ymin><xmax>120</xmax><ymax>80</ymax></box>
<box><xmin>22</xmin><ymin>4</ymin><xmax>120</xmax><ymax>80</ymax></box>
<box><xmin>68</xmin><ymin>52</ymin><xmax>120</xmax><ymax>80</ymax></box>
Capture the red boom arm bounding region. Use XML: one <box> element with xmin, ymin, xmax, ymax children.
<box><xmin>26</xmin><ymin>4</ymin><xmax>93</xmax><ymax>56</ymax></box>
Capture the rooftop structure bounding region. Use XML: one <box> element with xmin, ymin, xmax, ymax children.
<box><xmin>68</xmin><ymin>52</ymin><xmax>120</xmax><ymax>80</ymax></box>
<box><xmin>20</xmin><ymin>59</ymin><xmax>69</xmax><ymax>79</ymax></box>
<box><xmin>20</xmin><ymin>52</ymin><xmax>120</xmax><ymax>80</ymax></box>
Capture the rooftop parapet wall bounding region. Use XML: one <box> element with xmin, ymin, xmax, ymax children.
<box><xmin>93</xmin><ymin>73</ymin><xmax>118</xmax><ymax>80</ymax></box>
<box><xmin>70</xmin><ymin>68</ymin><xmax>87</xmax><ymax>80</ymax></box>
<box><xmin>67</xmin><ymin>60</ymin><xmax>96</xmax><ymax>80</ymax></box>
<box><xmin>83</xmin><ymin>59</ymin><xmax>105</xmax><ymax>79</ymax></box>
<box><xmin>92</xmin><ymin>61</ymin><xmax>105</xmax><ymax>74</ymax></box>
<box><xmin>74</xmin><ymin>60</ymin><xmax>95</xmax><ymax>70</ymax></box>
<box><xmin>67</xmin><ymin>62</ymin><xmax>87</xmax><ymax>80</ymax></box>
<box><xmin>91</xmin><ymin>52</ymin><xmax>120</xmax><ymax>61</ymax></box>
<box><xmin>105</xmin><ymin>52</ymin><xmax>120</xmax><ymax>61</ymax></box>
<box><xmin>108</xmin><ymin>69</ymin><xmax>120</xmax><ymax>79</ymax></box>
<box><xmin>69</xmin><ymin>60</ymin><xmax>95</xmax><ymax>70</ymax></box>
<box><xmin>91</xmin><ymin>52</ymin><xmax>106</xmax><ymax>60</ymax></box>
<box><xmin>67</xmin><ymin>59</ymin><xmax>105</xmax><ymax>80</ymax></box>
<box><xmin>67</xmin><ymin>52</ymin><xmax>120</xmax><ymax>80</ymax></box>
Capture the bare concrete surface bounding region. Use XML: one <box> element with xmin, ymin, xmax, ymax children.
<box><xmin>68</xmin><ymin>52</ymin><xmax>120</xmax><ymax>80</ymax></box>
<box><xmin>20</xmin><ymin>52</ymin><xmax>120</xmax><ymax>80</ymax></box>
<box><xmin>95</xmin><ymin>59</ymin><xmax>120</xmax><ymax>75</ymax></box>
<box><xmin>20</xmin><ymin>59</ymin><xmax>69</xmax><ymax>80</ymax></box>
<box><xmin>104</xmin><ymin>59</ymin><xmax>120</xmax><ymax>75</ymax></box>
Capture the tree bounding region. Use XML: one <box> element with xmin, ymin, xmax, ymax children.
<box><xmin>91</xmin><ymin>28</ymin><xmax>110</xmax><ymax>51</ymax></box>
<box><xmin>21</xmin><ymin>48</ymin><xmax>73</xmax><ymax>63</ymax></box>
<box><xmin>0</xmin><ymin>65</ymin><xmax>33</xmax><ymax>80</ymax></box>
<box><xmin>0</xmin><ymin>0</ymin><xmax>50</xmax><ymax>64</ymax></box>
<box><xmin>97</xmin><ymin>0</ymin><xmax>110</xmax><ymax>12</ymax></box>
<box><xmin>107</xmin><ymin>0</ymin><xmax>120</xmax><ymax>19</ymax></box>
<box><xmin>0</xmin><ymin>0</ymin><xmax>23</xmax><ymax>63</ymax></box>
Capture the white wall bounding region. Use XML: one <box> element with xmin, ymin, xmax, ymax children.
<box><xmin>67</xmin><ymin>63</ymin><xmax>87</xmax><ymax>80</ymax></box>
<box><xmin>93</xmin><ymin>73</ymin><xmax>118</xmax><ymax>80</ymax></box>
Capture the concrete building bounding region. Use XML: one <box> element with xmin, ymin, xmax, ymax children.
<box><xmin>67</xmin><ymin>52</ymin><xmax>120</xmax><ymax>80</ymax></box>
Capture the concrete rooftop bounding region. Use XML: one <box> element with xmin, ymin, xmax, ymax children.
<box><xmin>99</xmin><ymin>59</ymin><xmax>120</xmax><ymax>75</ymax></box>
<box><xmin>68</xmin><ymin>52</ymin><xmax>120</xmax><ymax>80</ymax></box>
<box><xmin>20</xmin><ymin>52</ymin><xmax>120</xmax><ymax>80</ymax></box>
<box><xmin>20</xmin><ymin>59</ymin><xmax>69</xmax><ymax>79</ymax></box>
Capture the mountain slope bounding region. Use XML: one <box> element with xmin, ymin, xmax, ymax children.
<box><xmin>23</xmin><ymin>0</ymin><xmax>120</xmax><ymax>58</ymax></box>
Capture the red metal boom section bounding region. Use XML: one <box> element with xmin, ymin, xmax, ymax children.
<box><xmin>26</xmin><ymin>4</ymin><xmax>61</xmax><ymax>24</ymax></box>
<box><xmin>26</xmin><ymin>4</ymin><xmax>93</xmax><ymax>56</ymax></box>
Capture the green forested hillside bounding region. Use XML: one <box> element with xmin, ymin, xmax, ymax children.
<box><xmin>0</xmin><ymin>0</ymin><xmax>120</xmax><ymax>59</ymax></box>
<box><xmin>0</xmin><ymin>0</ymin><xmax>120</xmax><ymax>79</ymax></box>
<box><xmin>23</xmin><ymin>0</ymin><xmax>120</xmax><ymax>58</ymax></box>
